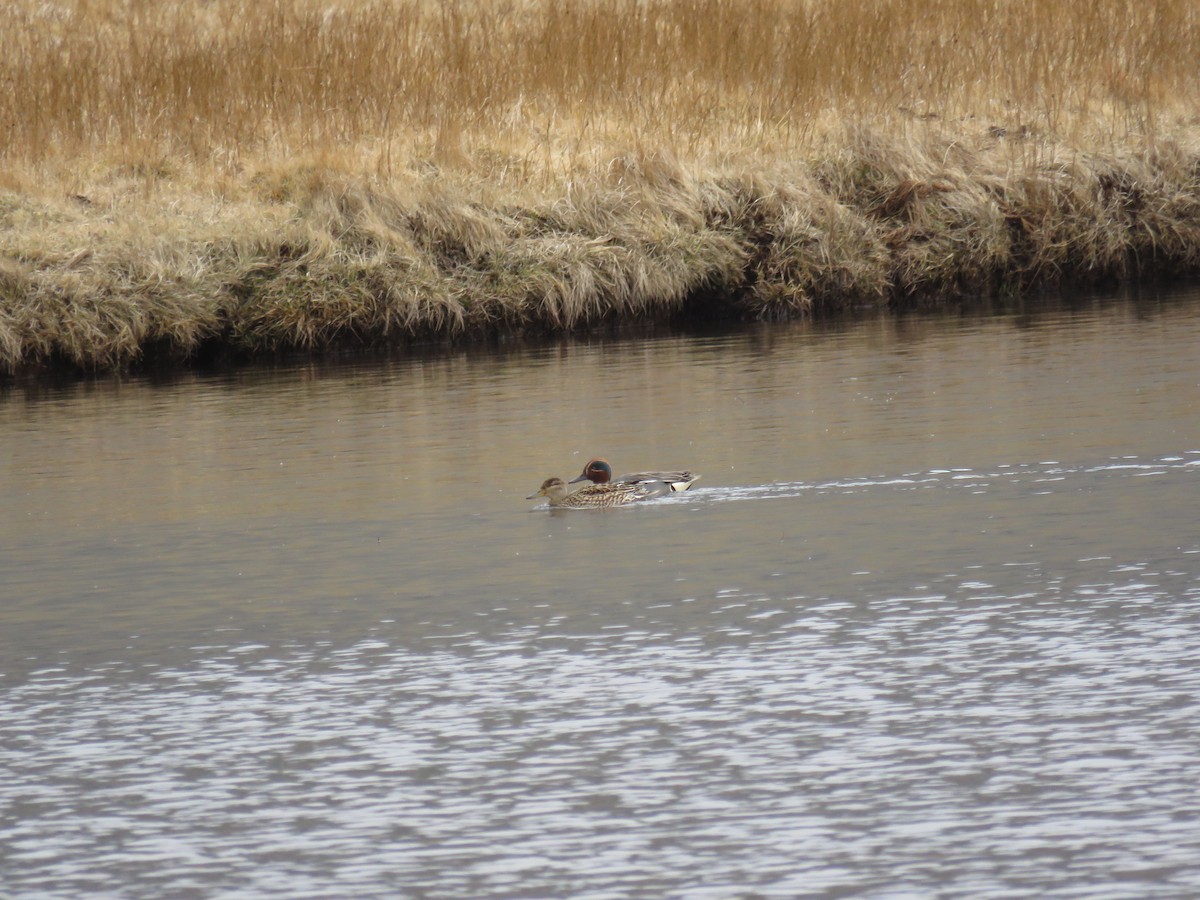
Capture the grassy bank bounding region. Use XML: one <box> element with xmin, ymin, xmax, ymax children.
<box><xmin>3</xmin><ymin>0</ymin><xmax>1200</xmax><ymax>372</ymax></box>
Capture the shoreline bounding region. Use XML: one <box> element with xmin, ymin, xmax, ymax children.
<box><xmin>4</xmin><ymin>131</ymin><xmax>1200</xmax><ymax>376</ymax></box>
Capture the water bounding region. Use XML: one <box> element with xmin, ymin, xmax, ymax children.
<box><xmin>2</xmin><ymin>287</ymin><xmax>1199</xmax><ymax>897</ymax></box>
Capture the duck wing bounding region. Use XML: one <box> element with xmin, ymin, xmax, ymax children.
<box><xmin>613</xmin><ymin>471</ymin><xmax>700</xmax><ymax>493</ymax></box>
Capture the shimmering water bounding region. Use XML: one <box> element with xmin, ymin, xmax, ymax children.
<box><xmin>2</xmin><ymin>287</ymin><xmax>1199</xmax><ymax>897</ymax></box>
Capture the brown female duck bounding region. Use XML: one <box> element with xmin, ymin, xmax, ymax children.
<box><xmin>526</xmin><ymin>476</ymin><xmax>654</xmax><ymax>509</ymax></box>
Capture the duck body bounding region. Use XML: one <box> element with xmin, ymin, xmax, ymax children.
<box><xmin>526</xmin><ymin>476</ymin><xmax>652</xmax><ymax>509</ymax></box>
<box><xmin>569</xmin><ymin>457</ymin><xmax>700</xmax><ymax>497</ymax></box>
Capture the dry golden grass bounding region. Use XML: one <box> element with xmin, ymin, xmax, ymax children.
<box><xmin>2</xmin><ymin>0</ymin><xmax>1200</xmax><ymax>370</ymax></box>
<box><xmin>7</xmin><ymin>0</ymin><xmax>1199</xmax><ymax>176</ymax></box>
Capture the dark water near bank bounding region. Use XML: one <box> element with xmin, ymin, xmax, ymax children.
<box><xmin>2</xmin><ymin>286</ymin><xmax>1199</xmax><ymax>898</ymax></box>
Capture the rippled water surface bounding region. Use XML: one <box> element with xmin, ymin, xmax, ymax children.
<box><xmin>3</xmin><ymin>288</ymin><xmax>1200</xmax><ymax>897</ymax></box>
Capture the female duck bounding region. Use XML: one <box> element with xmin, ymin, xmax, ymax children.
<box><xmin>526</xmin><ymin>476</ymin><xmax>652</xmax><ymax>509</ymax></box>
<box><xmin>569</xmin><ymin>457</ymin><xmax>700</xmax><ymax>497</ymax></box>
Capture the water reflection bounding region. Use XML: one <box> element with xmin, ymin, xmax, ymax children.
<box><xmin>2</xmin><ymin>287</ymin><xmax>1199</xmax><ymax>896</ymax></box>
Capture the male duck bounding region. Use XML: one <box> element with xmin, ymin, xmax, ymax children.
<box><xmin>569</xmin><ymin>457</ymin><xmax>700</xmax><ymax>497</ymax></box>
<box><xmin>526</xmin><ymin>476</ymin><xmax>653</xmax><ymax>509</ymax></box>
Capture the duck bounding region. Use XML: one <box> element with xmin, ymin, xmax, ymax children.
<box><xmin>526</xmin><ymin>476</ymin><xmax>653</xmax><ymax>509</ymax></box>
<box><xmin>568</xmin><ymin>457</ymin><xmax>700</xmax><ymax>497</ymax></box>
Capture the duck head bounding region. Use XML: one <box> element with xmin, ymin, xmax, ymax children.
<box><xmin>527</xmin><ymin>477</ymin><xmax>570</xmax><ymax>502</ymax></box>
<box><xmin>569</xmin><ymin>458</ymin><xmax>613</xmax><ymax>485</ymax></box>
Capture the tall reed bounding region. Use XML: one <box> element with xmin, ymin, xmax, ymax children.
<box><xmin>4</xmin><ymin>0</ymin><xmax>1198</xmax><ymax>180</ymax></box>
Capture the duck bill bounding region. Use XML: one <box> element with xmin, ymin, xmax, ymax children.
<box><xmin>567</xmin><ymin>473</ymin><xmax>588</xmax><ymax>484</ymax></box>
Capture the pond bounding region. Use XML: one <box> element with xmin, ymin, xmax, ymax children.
<box><xmin>2</xmin><ymin>284</ymin><xmax>1199</xmax><ymax>897</ymax></box>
